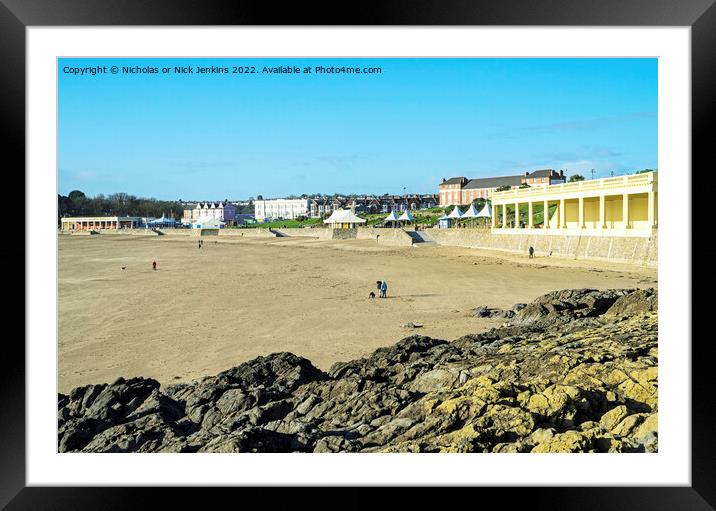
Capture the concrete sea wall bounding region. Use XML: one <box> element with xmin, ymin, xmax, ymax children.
<box><xmin>271</xmin><ymin>227</ymin><xmax>327</xmax><ymax>239</ymax></box>
<box><xmin>63</xmin><ymin>225</ymin><xmax>656</xmax><ymax>266</ymax></box>
<box><xmin>157</xmin><ymin>228</ymin><xmax>192</xmax><ymax>237</ymax></box>
<box><xmin>218</xmin><ymin>229</ymin><xmax>276</xmax><ymax>238</ymax></box>
<box><xmin>357</xmin><ymin>228</ymin><xmax>414</xmax><ymax>247</ymax></box>
<box><xmin>424</xmin><ymin>228</ymin><xmax>657</xmax><ymax>267</ymax></box>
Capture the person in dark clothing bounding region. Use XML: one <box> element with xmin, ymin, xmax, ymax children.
<box><xmin>152</xmin><ymin>261</ymin><xmax>157</xmax><ymax>270</ymax></box>
<box><xmin>528</xmin><ymin>246</ymin><xmax>535</xmax><ymax>259</ymax></box>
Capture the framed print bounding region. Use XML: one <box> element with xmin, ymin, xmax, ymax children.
<box><xmin>5</xmin><ymin>0</ymin><xmax>712</xmax><ymax>508</ymax></box>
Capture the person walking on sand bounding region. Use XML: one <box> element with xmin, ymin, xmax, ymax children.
<box><xmin>376</xmin><ymin>280</ymin><xmax>388</xmax><ymax>298</ymax></box>
<box><xmin>528</xmin><ymin>246</ymin><xmax>535</xmax><ymax>259</ymax></box>
<box><xmin>152</xmin><ymin>261</ymin><xmax>157</xmax><ymax>271</ymax></box>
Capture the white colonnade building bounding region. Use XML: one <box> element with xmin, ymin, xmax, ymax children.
<box><xmin>60</xmin><ymin>216</ymin><xmax>141</xmax><ymax>230</ymax></box>
<box><xmin>490</xmin><ymin>171</ymin><xmax>657</xmax><ymax>237</ymax></box>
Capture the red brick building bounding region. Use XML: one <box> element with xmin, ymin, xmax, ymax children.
<box><xmin>439</xmin><ymin>169</ymin><xmax>566</xmax><ymax>206</ymax></box>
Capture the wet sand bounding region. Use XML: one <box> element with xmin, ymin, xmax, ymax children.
<box><xmin>58</xmin><ymin>235</ymin><xmax>657</xmax><ymax>393</ymax></box>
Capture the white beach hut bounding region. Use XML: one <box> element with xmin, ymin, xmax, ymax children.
<box><xmin>437</xmin><ymin>214</ymin><xmax>452</xmax><ymax>229</ymax></box>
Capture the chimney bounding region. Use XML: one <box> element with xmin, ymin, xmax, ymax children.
<box><xmin>525</xmin><ymin>171</ymin><xmax>529</xmax><ymax>177</ymax></box>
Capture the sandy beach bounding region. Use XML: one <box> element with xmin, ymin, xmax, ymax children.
<box><xmin>58</xmin><ymin>235</ymin><xmax>657</xmax><ymax>393</ymax></box>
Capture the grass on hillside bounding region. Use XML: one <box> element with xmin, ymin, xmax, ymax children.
<box><xmin>232</xmin><ymin>201</ymin><xmax>559</xmax><ymax>230</ymax></box>
<box><xmin>232</xmin><ymin>218</ymin><xmax>323</xmax><ymax>229</ymax></box>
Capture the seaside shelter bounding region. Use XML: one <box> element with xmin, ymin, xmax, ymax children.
<box><xmin>398</xmin><ymin>210</ymin><xmax>415</xmax><ymax>225</ymax></box>
<box><xmin>447</xmin><ymin>206</ymin><xmax>464</xmax><ymax>220</ymax></box>
<box><xmin>461</xmin><ymin>203</ymin><xmax>480</xmax><ymax>228</ymax></box>
<box><xmin>384</xmin><ymin>210</ymin><xmax>400</xmax><ymax>227</ymax></box>
<box><xmin>60</xmin><ymin>216</ymin><xmax>140</xmax><ymax>231</ymax></box>
<box><xmin>490</xmin><ymin>171</ymin><xmax>658</xmax><ymax>237</ymax></box>
<box><xmin>462</xmin><ymin>204</ymin><xmax>479</xmax><ymax>218</ymax></box>
<box><xmin>475</xmin><ymin>202</ymin><xmax>493</xmax><ymax>227</ymax></box>
<box><xmin>476</xmin><ymin>203</ymin><xmax>493</xmax><ymax>218</ymax></box>
<box><xmin>323</xmin><ymin>209</ymin><xmax>367</xmax><ymax>229</ymax></box>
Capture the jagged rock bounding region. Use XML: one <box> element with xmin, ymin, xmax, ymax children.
<box><xmin>472</xmin><ymin>306</ymin><xmax>516</xmax><ymax>319</ymax></box>
<box><xmin>512</xmin><ymin>288</ymin><xmax>634</xmax><ymax>329</ymax></box>
<box><xmin>532</xmin><ymin>430</ymin><xmax>592</xmax><ymax>453</ymax></box>
<box><xmin>605</xmin><ymin>289</ymin><xmax>657</xmax><ymax>317</ymax></box>
<box><xmin>599</xmin><ymin>405</ymin><xmax>629</xmax><ymax>431</ymax></box>
<box><xmin>58</xmin><ymin>288</ymin><xmax>658</xmax><ymax>453</ymax></box>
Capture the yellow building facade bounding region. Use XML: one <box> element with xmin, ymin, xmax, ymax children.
<box><xmin>491</xmin><ymin>171</ymin><xmax>657</xmax><ymax>237</ymax></box>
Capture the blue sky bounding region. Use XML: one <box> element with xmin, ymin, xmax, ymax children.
<box><xmin>58</xmin><ymin>58</ymin><xmax>657</xmax><ymax>200</ymax></box>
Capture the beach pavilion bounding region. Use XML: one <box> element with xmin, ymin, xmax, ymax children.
<box><xmin>398</xmin><ymin>210</ymin><xmax>414</xmax><ymax>226</ymax></box>
<box><xmin>324</xmin><ymin>208</ymin><xmax>367</xmax><ymax>229</ymax></box>
<box><xmin>447</xmin><ymin>205</ymin><xmax>463</xmax><ymax>221</ymax></box>
<box><xmin>384</xmin><ymin>210</ymin><xmax>400</xmax><ymax>227</ymax></box>
<box><xmin>462</xmin><ymin>203</ymin><xmax>479</xmax><ymax>227</ymax></box>
<box><xmin>475</xmin><ymin>202</ymin><xmax>492</xmax><ymax>227</ymax></box>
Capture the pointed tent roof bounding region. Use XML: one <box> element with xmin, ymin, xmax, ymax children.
<box><xmin>447</xmin><ymin>206</ymin><xmax>464</xmax><ymax>219</ymax></box>
<box><xmin>398</xmin><ymin>210</ymin><xmax>414</xmax><ymax>222</ymax></box>
<box><xmin>462</xmin><ymin>204</ymin><xmax>480</xmax><ymax>218</ymax></box>
<box><xmin>148</xmin><ymin>214</ymin><xmax>179</xmax><ymax>225</ymax></box>
<box><xmin>384</xmin><ymin>211</ymin><xmax>400</xmax><ymax>222</ymax></box>
<box><xmin>323</xmin><ymin>209</ymin><xmax>367</xmax><ymax>224</ymax></box>
<box><xmin>476</xmin><ymin>203</ymin><xmax>493</xmax><ymax>218</ymax></box>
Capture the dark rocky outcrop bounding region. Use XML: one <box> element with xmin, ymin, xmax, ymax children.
<box><xmin>59</xmin><ymin>288</ymin><xmax>658</xmax><ymax>453</ymax></box>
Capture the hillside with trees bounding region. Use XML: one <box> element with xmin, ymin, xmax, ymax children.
<box><xmin>58</xmin><ymin>191</ymin><xmax>183</xmax><ymax>223</ymax></box>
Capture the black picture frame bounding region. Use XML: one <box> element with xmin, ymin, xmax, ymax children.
<box><xmin>4</xmin><ymin>0</ymin><xmax>710</xmax><ymax>508</ymax></box>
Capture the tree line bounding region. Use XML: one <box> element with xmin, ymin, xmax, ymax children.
<box><xmin>58</xmin><ymin>191</ymin><xmax>184</xmax><ymax>222</ymax></box>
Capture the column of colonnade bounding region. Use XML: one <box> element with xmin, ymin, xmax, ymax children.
<box><xmin>492</xmin><ymin>188</ymin><xmax>658</xmax><ymax>233</ymax></box>
<box><xmin>528</xmin><ymin>202</ymin><xmax>533</xmax><ymax>228</ymax></box>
